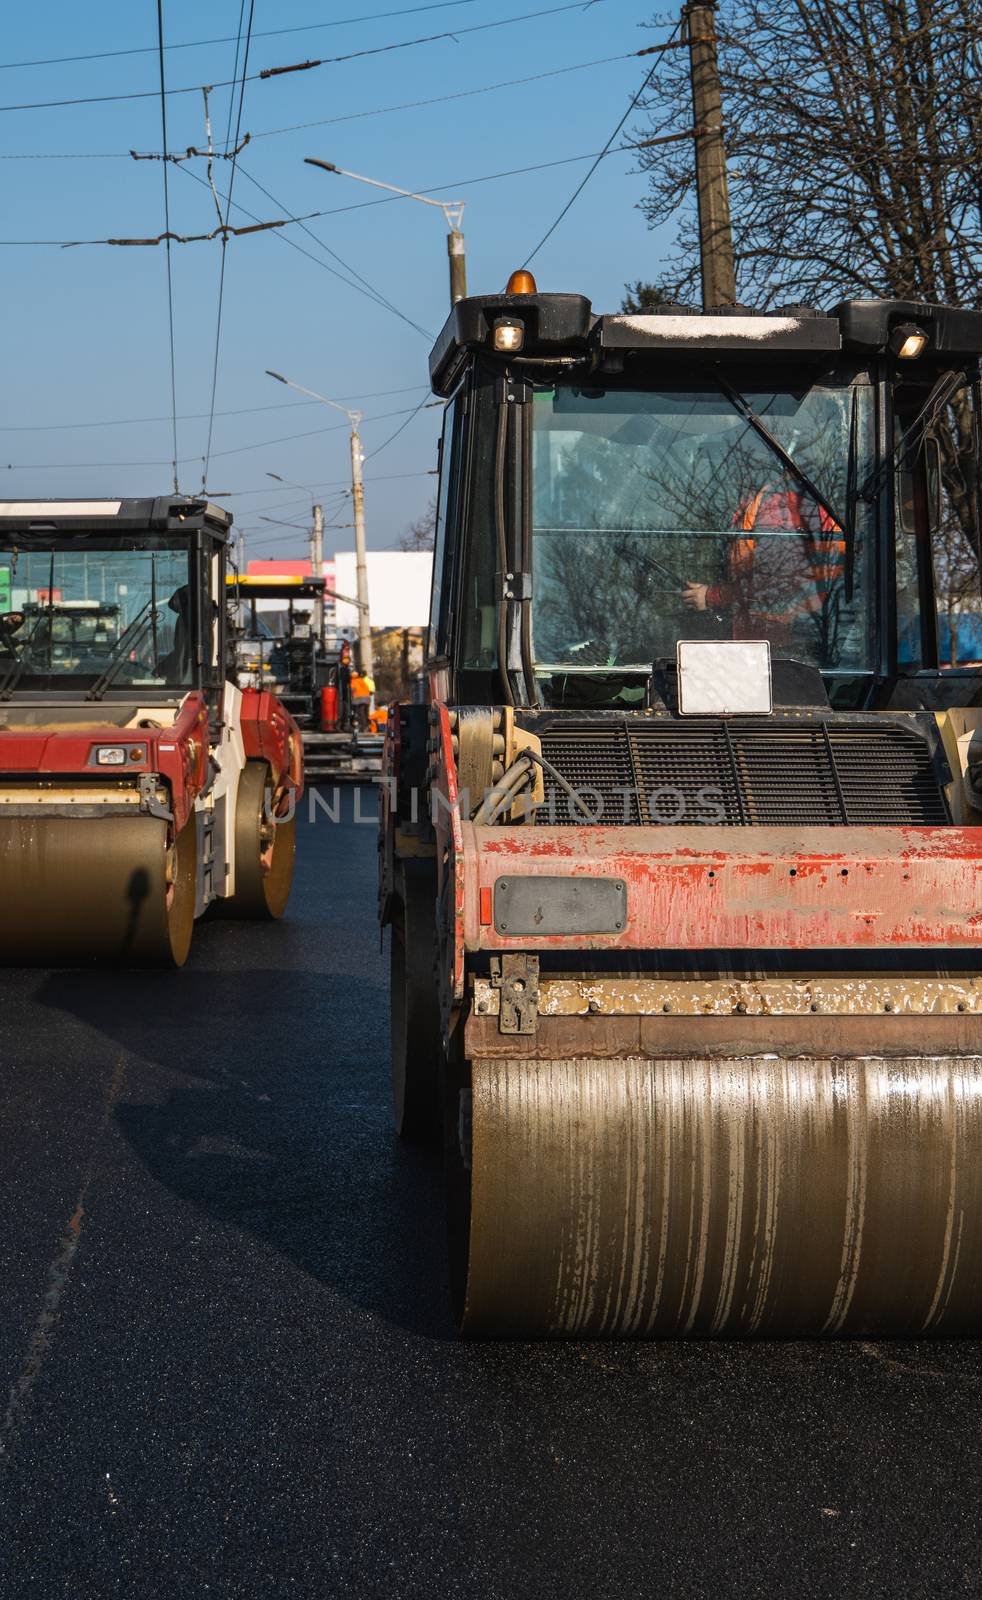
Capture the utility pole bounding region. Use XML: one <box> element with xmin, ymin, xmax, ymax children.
<box><xmin>349</xmin><ymin>424</ymin><xmax>373</xmax><ymax>678</ymax></box>
<box><xmin>264</xmin><ymin>369</ymin><xmax>374</xmax><ymax>676</ymax></box>
<box><xmin>685</xmin><ymin>0</ymin><xmax>736</xmax><ymax>309</ymax></box>
<box><xmin>310</xmin><ymin>502</ymin><xmax>324</xmax><ymax>645</ymax></box>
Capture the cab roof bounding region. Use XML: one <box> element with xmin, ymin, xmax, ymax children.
<box><xmin>0</xmin><ymin>496</ymin><xmax>232</xmax><ymax>538</ymax></box>
<box><xmin>429</xmin><ymin>293</ymin><xmax>982</xmax><ymax>396</ymax></box>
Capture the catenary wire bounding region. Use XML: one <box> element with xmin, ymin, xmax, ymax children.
<box><xmin>0</xmin><ymin>47</ymin><xmax>651</xmax><ymax>158</ymax></box>
<box><xmin>235</xmin><ymin>164</ymin><xmax>433</xmax><ymax>339</ymax></box>
<box><xmin>174</xmin><ymin>160</ymin><xmax>434</xmax><ymax>338</ymax></box>
<box><xmin>0</xmin><ymin>404</ymin><xmax>440</xmax><ymax>471</ymax></box>
<box><xmin>0</xmin><ymin>131</ymin><xmax>688</xmax><ymax>247</ymax></box>
<box><xmin>0</xmin><ymin>2</ymin><xmax>478</xmax><ymax>72</ymax></box>
<box><xmin>0</xmin><ymin>3</ymin><xmax>608</xmax><ymax>113</ymax></box>
<box><xmin>201</xmin><ymin>0</ymin><xmax>256</xmax><ymax>489</ymax></box>
<box><xmin>522</xmin><ymin>21</ymin><xmax>680</xmax><ymax>266</ymax></box>
<box><xmin>222</xmin><ymin>0</ymin><xmax>248</xmax><ymax>153</ymax></box>
<box><xmin>366</xmin><ymin>394</ymin><xmax>441</xmax><ymax>461</ymax></box>
<box><xmin>156</xmin><ymin>0</ymin><xmax>180</xmax><ymax>493</ymax></box>
<box><xmin>1</xmin><ymin>385</ymin><xmax>428</xmax><ymax>433</ymax></box>
<box><xmin>210</xmin><ymin>470</ymin><xmax>438</xmax><ymax>498</ymax></box>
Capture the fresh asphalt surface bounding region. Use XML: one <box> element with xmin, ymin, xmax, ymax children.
<box><xmin>1</xmin><ymin>785</ymin><xmax>980</xmax><ymax>1599</ymax></box>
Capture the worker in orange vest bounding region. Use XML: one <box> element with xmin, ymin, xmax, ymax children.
<box><xmin>683</xmin><ymin>480</ymin><xmax>844</xmax><ymax>648</ymax></box>
<box><xmin>349</xmin><ymin>666</ymin><xmax>375</xmax><ymax>732</ymax></box>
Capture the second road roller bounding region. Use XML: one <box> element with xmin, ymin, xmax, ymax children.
<box><xmin>380</xmin><ymin>274</ymin><xmax>982</xmax><ymax>1336</ymax></box>
<box><xmin>0</xmin><ymin>496</ymin><xmax>302</xmax><ymax>965</ymax></box>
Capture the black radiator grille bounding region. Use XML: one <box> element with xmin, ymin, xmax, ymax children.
<box><xmin>534</xmin><ymin>720</ymin><xmax>949</xmax><ymax>827</ymax></box>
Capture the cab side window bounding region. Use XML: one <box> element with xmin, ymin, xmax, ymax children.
<box><xmin>927</xmin><ymin>383</ymin><xmax>982</xmax><ymax>667</ymax></box>
<box><xmin>428</xmin><ymin>394</ymin><xmax>460</xmax><ymax>661</ymax></box>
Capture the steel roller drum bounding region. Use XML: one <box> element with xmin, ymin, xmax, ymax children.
<box><xmin>0</xmin><ymin>814</ymin><xmax>195</xmax><ymax>966</ymax></box>
<box><xmin>454</xmin><ymin>1056</ymin><xmax>982</xmax><ymax>1337</ymax></box>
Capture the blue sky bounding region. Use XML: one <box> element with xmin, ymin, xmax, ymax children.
<box><xmin>0</xmin><ymin>0</ymin><xmax>679</xmax><ymax>559</ymax></box>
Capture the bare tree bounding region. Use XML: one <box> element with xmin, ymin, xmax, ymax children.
<box><xmin>396</xmin><ymin>496</ymin><xmax>437</xmax><ymax>552</ymax></box>
<box><xmin>636</xmin><ymin>1</ymin><xmax>982</xmax><ymax>308</ymax></box>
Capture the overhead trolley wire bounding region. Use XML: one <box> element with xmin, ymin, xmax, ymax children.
<box><xmin>155</xmin><ymin>0</ymin><xmax>180</xmax><ymax>494</ymax></box>
<box><xmin>234</xmin><ymin>164</ymin><xmax>434</xmax><ymax>339</ymax></box>
<box><xmin>256</xmin><ymin>0</ymin><xmax>608</xmax><ymax>81</ymax></box>
<box><xmin>0</xmin><ymin>1</ymin><xmax>479</xmax><ymax>72</ymax></box>
<box><xmin>0</xmin><ymin>2</ymin><xmax>608</xmax><ymax>113</ymax></box>
<box><xmin>173</xmin><ymin>160</ymin><xmax>434</xmax><ymax>338</ymax></box>
<box><xmin>0</xmin><ymin>48</ymin><xmax>653</xmax><ymax>159</ymax></box>
<box><xmin>366</xmin><ymin>394</ymin><xmax>441</xmax><ymax>461</ymax></box>
<box><xmin>222</xmin><ymin>0</ymin><xmax>248</xmax><ymax>153</ymax></box>
<box><xmin>250</xmin><ymin>49</ymin><xmax>643</xmax><ymax>142</ymax></box>
<box><xmin>1</xmin><ymin>385</ymin><xmax>428</xmax><ymax>433</ymax></box>
<box><xmin>210</xmin><ymin>469</ymin><xmax>438</xmax><ymax>499</ymax></box>
<box><xmin>201</xmin><ymin>0</ymin><xmax>256</xmax><ymax>491</ymax></box>
<box><xmin>0</xmin><ymin>403</ymin><xmax>442</xmax><ymax>472</ymax></box>
<box><xmin>522</xmin><ymin>24</ymin><xmax>682</xmax><ymax>267</ymax></box>
<box><xmin>0</xmin><ymin>127</ymin><xmax>701</xmax><ymax>247</ymax></box>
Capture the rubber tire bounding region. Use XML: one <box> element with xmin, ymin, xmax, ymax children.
<box><xmin>226</xmin><ymin>760</ymin><xmax>296</xmax><ymax>919</ymax></box>
<box><xmin>390</xmin><ymin>861</ymin><xmax>441</xmax><ymax>1142</ymax></box>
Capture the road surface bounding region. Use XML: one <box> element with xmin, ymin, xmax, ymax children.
<box><xmin>1</xmin><ymin>786</ymin><xmax>980</xmax><ymax>1597</ymax></box>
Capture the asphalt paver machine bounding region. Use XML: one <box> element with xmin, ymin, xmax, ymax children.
<box><xmin>380</xmin><ymin>276</ymin><xmax>982</xmax><ymax>1336</ymax></box>
<box><xmin>0</xmin><ymin>497</ymin><xmax>302</xmax><ymax>965</ymax></box>
<box><xmin>229</xmin><ymin>573</ymin><xmax>382</xmax><ymax>779</ymax></box>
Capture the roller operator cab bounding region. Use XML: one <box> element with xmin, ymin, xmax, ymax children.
<box><xmin>380</xmin><ymin>281</ymin><xmax>982</xmax><ymax>1337</ymax></box>
<box><xmin>0</xmin><ymin>498</ymin><xmax>303</xmax><ymax>966</ymax></box>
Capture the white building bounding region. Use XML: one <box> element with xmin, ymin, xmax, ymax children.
<box><xmin>329</xmin><ymin>550</ymin><xmax>433</xmax><ymax>631</ymax></box>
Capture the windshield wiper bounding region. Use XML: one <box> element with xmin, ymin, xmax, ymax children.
<box><xmin>86</xmin><ymin>602</ymin><xmax>156</xmax><ymax>700</ymax></box>
<box><xmin>701</xmin><ymin>366</ymin><xmax>857</xmax><ymax>567</ymax></box>
<box><xmin>0</xmin><ymin>612</ymin><xmax>48</xmax><ymax>699</ymax></box>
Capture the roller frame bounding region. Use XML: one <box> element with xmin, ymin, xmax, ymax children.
<box><xmin>0</xmin><ymin>681</ymin><xmax>303</xmax><ymax>965</ymax></box>
<box><xmin>379</xmin><ymin>699</ymin><xmax>982</xmax><ymax>1338</ymax></box>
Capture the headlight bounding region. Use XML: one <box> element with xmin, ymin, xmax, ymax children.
<box><xmin>890</xmin><ymin>322</ymin><xmax>928</xmax><ymax>359</ymax></box>
<box><xmin>90</xmin><ymin>744</ymin><xmax>147</xmax><ymax>767</ymax></box>
<box><xmin>492</xmin><ymin>316</ymin><xmax>525</xmax><ymax>353</ymax></box>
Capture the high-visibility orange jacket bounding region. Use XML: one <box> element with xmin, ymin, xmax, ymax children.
<box><xmin>705</xmin><ymin>485</ymin><xmax>845</xmax><ymax>643</ymax></box>
<box><xmin>349</xmin><ymin>672</ymin><xmax>374</xmax><ymax>703</ymax></box>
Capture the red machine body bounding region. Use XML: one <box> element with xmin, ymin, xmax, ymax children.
<box><xmin>0</xmin><ymin>496</ymin><xmax>303</xmax><ymax>966</ymax></box>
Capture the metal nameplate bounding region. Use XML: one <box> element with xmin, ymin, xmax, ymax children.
<box><xmin>677</xmin><ymin>638</ymin><xmax>773</xmax><ymax>716</ymax></box>
<box><xmin>493</xmin><ymin>876</ymin><xmax>627</xmax><ymax>936</ymax></box>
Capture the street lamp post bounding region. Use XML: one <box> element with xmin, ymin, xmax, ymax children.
<box><xmin>304</xmin><ymin>158</ymin><xmax>467</xmax><ymax>306</ymax></box>
<box><xmin>264</xmin><ymin>371</ymin><xmax>374</xmax><ymax>678</ymax></box>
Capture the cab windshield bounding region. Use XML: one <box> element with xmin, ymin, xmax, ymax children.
<box><xmin>531</xmin><ymin>381</ymin><xmax>876</xmax><ymax>677</ymax></box>
<box><xmin>0</xmin><ymin>543</ymin><xmax>192</xmax><ymax>691</ymax></box>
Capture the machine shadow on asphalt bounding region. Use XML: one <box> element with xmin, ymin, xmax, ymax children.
<box><xmin>31</xmin><ymin>959</ymin><xmax>455</xmax><ymax>1342</ymax></box>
